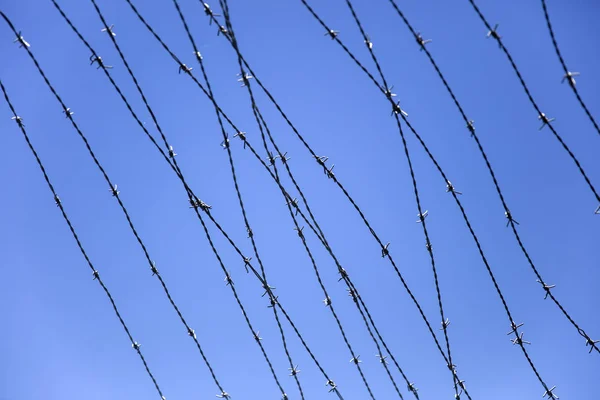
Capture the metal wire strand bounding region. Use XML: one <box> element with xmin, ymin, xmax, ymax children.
<box><xmin>299</xmin><ymin>0</ymin><xmax>563</xmax><ymax>395</ymax></box>
<box><xmin>540</xmin><ymin>0</ymin><xmax>600</xmax><ymax>138</ymax></box>
<box><xmin>50</xmin><ymin>0</ymin><xmax>293</xmax><ymax>396</ymax></box>
<box><xmin>217</xmin><ymin>1</ymin><xmax>391</xmax><ymax>397</ymax></box>
<box><xmin>168</xmin><ymin>0</ymin><xmax>303</xmax><ymax>397</ymax></box>
<box><xmin>299</xmin><ymin>1</ymin><xmax>463</xmax><ymax>397</ymax></box>
<box><xmin>47</xmin><ymin>2</ymin><xmax>231</xmax><ymax>394</ymax></box>
<box><xmin>0</xmin><ymin>78</ymin><xmax>166</xmax><ymax>400</ymax></box>
<box><xmin>84</xmin><ymin>1</ymin><xmax>347</xmax><ymax>396</ymax></box>
<box><xmin>198</xmin><ymin>2</ymin><xmax>464</xmax><ymax>394</ymax></box>
<box><xmin>386</xmin><ymin>0</ymin><xmax>598</xmax><ymax>356</ymax></box>
<box><xmin>466</xmin><ymin>0</ymin><xmax>600</xmax><ymax>205</ymax></box>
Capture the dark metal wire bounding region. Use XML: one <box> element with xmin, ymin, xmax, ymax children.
<box><xmin>51</xmin><ymin>0</ymin><xmax>294</xmax><ymax>396</ymax></box>
<box><xmin>298</xmin><ymin>1</ymin><xmax>464</xmax><ymax>398</ymax></box>
<box><xmin>46</xmin><ymin>2</ymin><xmax>232</xmax><ymax>395</ymax></box>
<box><xmin>299</xmin><ymin>0</ymin><xmax>564</xmax><ymax>396</ymax></box>
<box><xmin>466</xmin><ymin>0</ymin><xmax>600</xmax><ymax>206</ymax></box>
<box><xmin>198</xmin><ymin>1</ymin><xmax>465</xmax><ymax>395</ymax></box>
<box><xmin>540</xmin><ymin>0</ymin><xmax>600</xmax><ymax>138</ymax></box>
<box><xmin>216</xmin><ymin>1</ymin><xmax>390</xmax><ymax>398</ymax></box>
<box><xmin>0</xmin><ymin>78</ymin><xmax>167</xmax><ymax>400</ymax></box>
<box><xmin>168</xmin><ymin>0</ymin><xmax>303</xmax><ymax>397</ymax></box>
<box><xmin>386</xmin><ymin>0</ymin><xmax>599</xmax><ymax>356</ymax></box>
<box><xmin>87</xmin><ymin>1</ymin><xmax>347</xmax><ymax>396</ymax></box>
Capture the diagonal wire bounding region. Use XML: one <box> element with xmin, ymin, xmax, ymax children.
<box><xmin>540</xmin><ymin>0</ymin><xmax>600</xmax><ymax>138</ymax></box>
<box><xmin>299</xmin><ymin>0</ymin><xmax>564</xmax><ymax>395</ymax></box>
<box><xmin>299</xmin><ymin>1</ymin><xmax>464</xmax><ymax>397</ymax></box>
<box><xmin>215</xmin><ymin>0</ymin><xmax>418</xmax><ymax>396</ymax></box>
<box><xmin>216</xmin><ymin>1</ymin><xmax>385</xmax><ymax>398</ymax></box>
<box><xmin>11</xmin><ymin>3</ymin><xmax>235</xmax><ymax>396</ymax></box>
<box><xmin>200</xmin><ymin>0</ymin><xmax>421</xmax><ymax>396</ymax></box>
<box><xmin>386</xmin><ymin>0</ymin><xmax>599</xmax><ymax>356</ymax></box>
<box><xmin>466</xmin><ymin>0</ymin><xmax>600</xmax><ymax>208</ymax></box>
<box><xmin>198</xmin><ymin>0</ymin><xmax>465</xmax><ymax>394</ymax></box>
<box><xmin>68</xmin><ymin>1</ymin><xmax>347</xmax><ymax>396</ymax></box>
<box><xmin>168</xmin><ymin>0</ymin><xmax>303</xmax><ymax>397</ymax></box>
<box><xmin>253</xmin><ymin>108</ymin><xmax>409</xmax><ymax>400</ymax></box>
<box><xmin>51</xmin><ymin>0</ymin><xmax>291</xmax><ymax>396</ymax></box>
<box><xmin>0</xmin><ymin>78</ymin><xmax>167</xmax><ymax>400</ymax></box>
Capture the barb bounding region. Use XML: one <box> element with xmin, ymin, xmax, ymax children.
<box><xmin>540</xmin><ymin>0</ymin><xmax>600</xmax><ymax>137</ymax></box>
<box><xmin>466</xmin><ymin>0</ymin><xmax>600</xmax><ymax>208</ymax></box>
<box><xmin>168</xmin><ymin>0</ymin><xmax>302</xmax><ymax>397</ymax></box>
<box><xmin>0</xmin><ymin>79</ymin><xmax>166</xmax><ymax>400</ymax></box>
<box><xmin>386</xmin><ymin>0</ymin><xmax>598</xmax><ymax>355</ymax></box>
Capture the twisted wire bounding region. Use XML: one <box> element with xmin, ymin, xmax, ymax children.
<box><xmin>25</xmin><ymin>0</ymin><xmax>232</xmax><ymax>392</ymax></box>
<box><xmin>198</xmin><ymin>2</ymin><xmax>460</xmax><ymax>393</ymax></box>
<box><xmin>298</xmin><ymin>0</ymin><xmax>561</xmax><ymax>394</ymax></box>
<box><xmin>300</xmin><ymin>1</ymin><xmax>463</xmax><ymax>397</ymax></box>
<box><xmin>217</xmin><ymin>1</ymin><xmax>385</xmax><ymax>397</ymax></box>
<box><xmin>540</xmin><ymin>0</ymin><xmax>600</xmax><ymax>138</ymax></box>
<box><xmin>466</xmin><ymin>0</ymin><xmax>600</xmax><ymax>205</ymax></box>
<box><xmin>169</xmin><ymin>0</ymin><xmax>302</xmax><ymax>396</ymax></box>
<box><xmin>81</xmin><ymin>1</ymin><xmax>348</xmax><ymax>395</ymax></box>
<box><xmin>386</xmin><ymin>0</ymin><xmax>598</xmax><ymax>355</ymax></box>
<box><xmin>203</xmin><ymin>3</ymin><xmax>458</xmax><ymax>396</ymax></box>
<box><xmin>0</xmin><ymin>78</ymin><xmax>166</xmax><ymax>400</ymax></box>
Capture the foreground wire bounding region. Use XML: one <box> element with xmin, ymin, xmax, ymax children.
<box><xmin>386</xmin><ymin>0</ymin><xmax>598</xmax><ymax>356</ymax></box>
<box><xmin>0</xmin><ymin>78</ymin><xmax>167</xmax><ymax>400</ymax></box>
<box><xmin>299</xmin><ymin>0</ymin><xmax>564</xmax><ymax>396</ymax></box>
<box><xmin>216</xmin><ymin>0</ymin><xmax>385</xmax><ymax>397</ymax></box>
<box><xmin>199</xmin><ymin>0</ymin><xmax>464</xmax><ymax>395</ymax></box>
<box><xmin>466</xmin><ymin>0</ymin><xmax>600</xmax><ymax>209</ymax></box>
<box><xmin>168</xmin><ymin>0</ymin><xmax>304</xmax><ymax>397</ymax></box>
<box><xmin>79</xmin><ymin>0</ymin><xmax>346</xmax><ymax>396</ymax></box>
<box><xmin>540</xmin><ymin>0</ymin><xmax>600</xmax><ymax>138</ymax></box>
<box><xmin>49</xmin><ymin>0</ymin><xmax>295</xmax><ymax>396</ymax></box>
<box><xmin>299</xmin><ymin>1</ymin><xmax>465</xmax><ymax>398</ymax></box>
<box><xmin>44</xmin><ymin>2</ymin><xmax>239</xmax><ymax>396</ymax></box>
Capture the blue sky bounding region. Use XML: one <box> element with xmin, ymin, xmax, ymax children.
<box><xmin>1</xmin><ymin>0</ymin><xmax>598</xmax><ymax>399</ymax></box>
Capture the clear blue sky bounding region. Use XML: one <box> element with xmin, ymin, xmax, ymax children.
<box><xmin>1</xmin><ymin>0</ymin><xmax>598</xmax><ymax>399</ymax></box>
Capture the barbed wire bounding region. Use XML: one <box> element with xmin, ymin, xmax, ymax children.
<box><xmin>197</xmin><ymin>0</ymin><xmax>472</xmax><ymax>394</ymax></box>
<box><xmin>0</xmin><ymin>78</ymin><xmax>167</xmax><ymax>400</ymax></box>
<box><xmin>215</xmin><ymin>0</ymin><xmax>422</xmax><ymax>396</ymax></box>
<box><xmin>168</xmin><ymin>0</ymin><xmax>305</xmax><ymax>397</ymax></box>
<box><xmin>6</xmin><ymin>1</ymin><xmax>596</xmax><ymax>399</ymax></box>
<box><xmin>297</xmin><ymin>0</ymin><xmax>566</xmax><ymax>396</ymax></box>
<box><xmin>466</xmin><ymin>0</ymin><xmax>600</xmax><ymax>210</ymax></box>
<box><xmin>9</xmin><ymin>3</ymin><xmax>236</xmax><ymax>397</ymax></box>
<box><xmin>166</xmin><ymin>1</ymin><xmax>426</xmax><ymax>396</ymax></box>
<box><xmin>49</xmin><ymin>1</ymin><xmax>297</xmax><ymax>397</ymax></box>
<box><xmin>540</xmin><ymin>0</ymin><xmax>600</xmax><ymax>138</ymax></box>
<box><xmin>297</xmin><ymin>1</ymin><xmax>467</xmax><ymax>398</ymax></box>
<box><xmin>385</xmin><ymin>0</ymin><xmax>599</xmax><ymax>356</ymax></box>
<box><xmin>58</xmin><ymin>0</ymin><xmax>350</xmax><ymax>396</ymax></box>
<box><xmin>215</xmin><ymin>1</ymin><xmax>392</xmax><ymax>397</ymax></box>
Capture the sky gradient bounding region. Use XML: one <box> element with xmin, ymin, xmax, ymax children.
<box><xmin>1</xmin><ymin>0</ymin><xmax>599</xmax><ymax>399</ymax></box>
